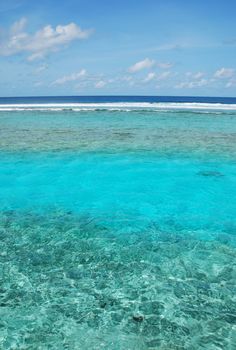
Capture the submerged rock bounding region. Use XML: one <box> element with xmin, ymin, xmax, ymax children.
<box><xmin>197</xmin><ymin>170</ymin><xmax>224</xmax><ymax>177</ymax></box>
<box><xmin>133</xmin><ymin>315</ymin><xmax>144</xmax><ymax>322</ymax></box>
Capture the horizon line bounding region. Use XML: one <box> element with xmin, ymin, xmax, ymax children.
<box><xmin>0</xmin><ymin>95</ymin><xmax>236</xmax><ymax>99</ymax></box>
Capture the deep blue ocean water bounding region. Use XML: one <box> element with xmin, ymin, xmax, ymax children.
<box><xmin>0</xmin><ymin>97</ymin><xmax>236</xmax><ymax>349</ymax></box>
<box><xmin>1</xmin><ymin>95</ymin><xmax>236</xmax><ymax>104</ymax></box>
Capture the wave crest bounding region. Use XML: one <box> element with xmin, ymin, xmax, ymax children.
<box><xmin>1</xmin><ymin>102</ymin><xmax>236</xmax><ymax>112</ymax></box>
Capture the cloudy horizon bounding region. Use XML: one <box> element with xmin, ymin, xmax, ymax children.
<box><xmin>0</xmin><ymin>0</ymin><xmax>236</xmax><ymax>97</ymax></box>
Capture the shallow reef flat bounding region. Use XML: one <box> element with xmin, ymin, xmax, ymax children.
<box><xmin>0</xmin><ymin>209</ymin><xmax>236</xmax><ymax>349</ymax></box>
<box><xmin>0</xmin><ymin>110</ymin><xmax>236</xmax><ymax>160</ymax></box>
<box><xmin>0</xmin><ymin>108</ymin><xmax>236</xmax><ymax>349</ymax></box>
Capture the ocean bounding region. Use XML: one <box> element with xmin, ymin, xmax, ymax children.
<box><xmin>0</xmin><ymin>96</ymin><xmax>236</xmax><ymax>349</ymax></box>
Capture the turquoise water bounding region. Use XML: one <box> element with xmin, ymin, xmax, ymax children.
<box><xmin>0</xmin><ymin>108</ymin><xmax>236</xmax><ymax>349</ymax></box>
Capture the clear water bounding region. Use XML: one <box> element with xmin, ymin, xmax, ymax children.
<box><xmin>0</xmin><ymin>106</ymin><xmax>236</xmax><ymax>349</ymax></box>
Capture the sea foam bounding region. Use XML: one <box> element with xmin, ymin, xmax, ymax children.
<box><xmin>1</xmin><ymin>102</ymin><xmax>236</xmax><ymax>112</ymax></box>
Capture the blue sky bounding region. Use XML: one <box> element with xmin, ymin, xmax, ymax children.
<box><xmin>0</xmin><ymin>0</ymin><xmax>236</xmax><ymax>96</ymax></box>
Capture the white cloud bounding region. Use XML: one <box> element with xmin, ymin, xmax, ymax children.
<box><xmin>10</xmin><ymin>17</ymin><xmax>27</xmax><ymax>34</ymax></box>
<box><xmin>225</xmin><ymin>80</ymin><xmax>236</xmax><ymax>88</ymax></box>
<box><xmin>35</xmin><ymin>64</ymin><xmax>48</xmax><ymax>74</ymax></box>
<box><xmin>193</xmin><ymin>72</ymin><xmax>204</xmax><ymax>79</ymax></box>
<box><xmin>156</xmin><ymin>71</ymin><xmax>171</xmax><ymax>81</ymax></box>
<box><xmin>214</xmin><ymin>68</ymin><xmax>235</xmax><ymax>79</ymax></box>
<box><xmin>0</xmin><ymin>18</ymin><xmax>93</xmax><ymax>60</ymax></box>
<box><xmin>94</xmin><ymin>80</ymin><xmax>106</xmax><ymax>88</ymax></box>
<box><xmin>121</xmin><ymin>75</ymin><xmax>135</xmax><ymax>86</ymax></box>
<box><xmin>192</xmin><ymin>72</ymin><xmax>204</xmax><ymax>80</ymax></box>
<box><xmin>143</xmin><ymin>72</ymin><xmax>156</xmax><ymax>82</ymax></box>
<box><xmin>185</xmin><ymin>72</ymin><xmax>205</xmax><ymax>79</ymax></box>
<box><xmin>157</xmin><ymin>62</ymin><xmax>173</xmax><ymax>69</ymax></box>
<box><xmin>34</xmin><ymin>81</ymin><xmax>44</xmax><ymax>87</ymax></box>
<box><xmin>52</xmin><ymin>69</ymin><xmax>87</xmax><ymax>85</ymax></box>
<box><xmin>74</xmin><ymin>81</ymin><xmax>89</xmax><ymax>90</ymax></box>
<box><xmin>121</xmin><ymin>75</ymin><xmax>133</xmax><ymax>82</ymax></box>
<box><xmin>28</xmin><ymin>52</ymin><xmax>46</xmax><ymax>62</ymax></box>
<box><xmin>129</xmin><ymin>58</ymin><xmax>155</xmax><ymax>73</ymax></box>
<box><xmin>175</xmin><ymin>79</ymin><xmax>208</xmax><ymax>89</ymax></box>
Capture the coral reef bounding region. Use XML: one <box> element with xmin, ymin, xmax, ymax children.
<box><xmin>0</xmin><ymin>210</ymin><xmax>235</xmax><ymax>349</ymax></box>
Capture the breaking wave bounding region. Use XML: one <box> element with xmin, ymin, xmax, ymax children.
<box><xmin>1</xmin><ymin>102</ymin><xmax>236</xmax><ymax>112</ymax></box>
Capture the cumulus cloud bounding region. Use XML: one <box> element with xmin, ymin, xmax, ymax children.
<box><xmin>52</xmin><ymin>69</ymin><xmax>87</xmax><ymax>85</ymax></box>
<box><xmin>143</xmin><ymin>72</ymin><xmax>156</xmax><ymax>82</ymax></box>
<box><xmin>94</xmin><ymin>80</ymin><xmax>106</xmax><ymax>88</ymax></box>
<box><xmin>129</xmin><ymin>58</ymin><xmax>155</xmax><ymax>73</ymax></box>
<box><xmin>0</xmin><ymin>18</ymin><xmax>93</xmax><ymax>60</ymax></box>
<box><xmin>214</xmin><ymin>68</ymin><xmax>235</xmax><ymax>79</ymax></box>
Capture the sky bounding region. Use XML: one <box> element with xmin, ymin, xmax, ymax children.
<box><xmin>0</xmin><ymin>0</ymin><xmax>236</xmax><ymax>97</ymax></box>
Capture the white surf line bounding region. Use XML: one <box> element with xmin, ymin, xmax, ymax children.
<box><xmin>0</xmin><ymin>102</ymin><xmax>236</xmax><ymax>111</ymax></box>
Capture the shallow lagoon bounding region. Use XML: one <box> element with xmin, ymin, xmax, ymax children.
<box><xmin>0</xmin><ymin>108</ymin><xmax>236</xmax><ymax>349</ymax></box>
